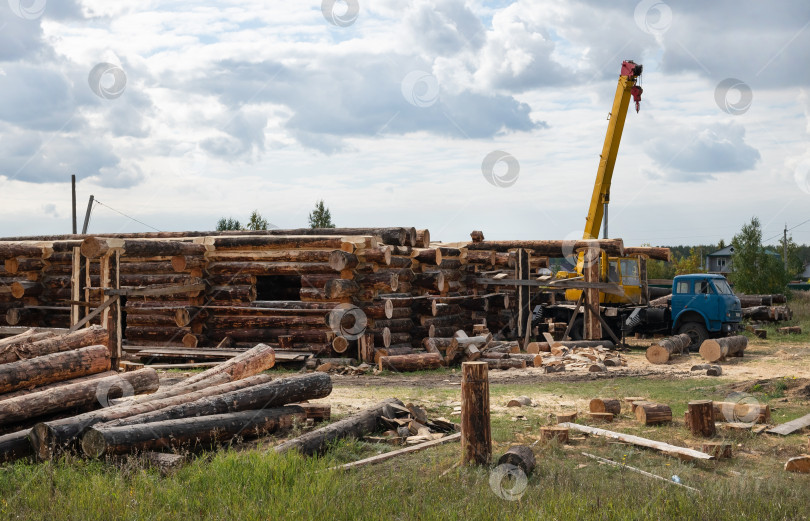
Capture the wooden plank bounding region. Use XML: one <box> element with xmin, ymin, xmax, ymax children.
<box><xmin>766</xmin><ymin>413</ymin><xmax>810</xmax><ymax>435</ymax></box>
<box><xmin>516</xmin><ymin>249</ymin><xmax>530</xmax><ymax>339</ymax></box>
<box><xmin>68</xmin><ymin>295</ymin><xmax>119</xmax><ymax>333</ymax></box>
<box><xmin>560</xmin><ymin>422</ymin><xmax>713</xmax><ymax>461</ymax></box>
<box><xmin>331</xmin><ymin>432</ymin><xmax>461</xmax><ymax>470</ymax></box>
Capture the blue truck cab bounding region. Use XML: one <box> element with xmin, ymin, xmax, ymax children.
<box><xmin>670</xmin><ymin>274</ymin><xmax>742</xmax><ymax>346</ymax></box>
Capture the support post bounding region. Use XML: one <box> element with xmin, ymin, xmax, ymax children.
<box><xmin>81</xmin><ymin>195</ymin><xmax>94</xmax><ymax>234</ymax></box>
<box><xmin>106</xmin><ymin>251</ymin><xmax>122</xmax><ymax>370</ymax></box>
<box><xmin>583</xmin><ymin>256</ymin><xmax>602</xmax><ymax>340</ymax></box>
<box><xmin>639</xmin><ymin>257</ymin><xmax>649</xmax><ymax>305</ymax></box>
<box><xmin>70</xmin><ymin>246</ymin><xmax>82</xmax><ymax>326</ymax></box>
<box><xmin>71</xmin><ymin>174</ymin><xmax>77</xmax><ymax>234</ymax></box>
<box><xmin>461</xmin><ymin>361</ymin><xmax>491</xmax><ymax>465</ymax></box>
<box><xmin>516</xmin><ymin>248</ymin><xmax>531</xmax><ymax>340</ymax></box>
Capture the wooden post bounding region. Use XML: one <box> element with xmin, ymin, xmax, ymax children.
<box><xmin>84</xmin><ymin>256</ymin><xmax>92</xmax><ymax>328</ymax></box>
<box><xmin>70</xmin><ymin>246</ymin><xmax>82</xmax><ymax>327</ymax></box>
<box><xmin>639</xmin><ymin>257</ymin><xmax>649</xmax><ymax>305</ymax></box>
<box><xmin>104</xmin><ymin>251</ymin><xmax>122</xmax><ymax>370</ymax></box>
<box><xmin>583</xmin><ymin>256</ymin><xmax>601</xmax><ymax>340</ymax></box>
<box><xmin>515</xmin><ymin>249</ymin><xmax>531</xmax><ymax>339</ymax></box>
<box><xmin>686</xmin><ymin>400</ymin><xmax>716</xmax><ymax>437</ymax></box>
<box><xmin>461</xmin><ymin>361</ymin><xmax>491</xmax><ymax>465</ymax></box>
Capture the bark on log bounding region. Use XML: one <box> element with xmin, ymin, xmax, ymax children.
<box><xmin>414</xmin><ymin>229</ymin><xmax>431</xmax><ymax>248</ymax></box>
<box><xmin>328</xmin><ymin>251</ymin><xmax>359</xmax><ymax>271</ymax></box>
<box><xmin>590</xmin><ymin>398</ymin><xmax>621</xmax><ymax>415</ymax></box>
<box><xmin>699</xmin><ymin>336</ymin><xmax>748</xmax><ymax>362</ymax></box>
<box><xmin>686</xmin><ymin>400</ymin><xmax>716</xmax><ymax>437</ymax></box>
<box><xmin>0</xmin><ymin>370</ymin><xmax>117</xmax><ymax>402</ymax></box>
<box><xmin>324</xmin><ymin>279</ymin><xmax>359</xmax><ymax>299</ymax></box>
<box><xmin>81</xmin><ymin>238</ymin><xmax>206</xmax><ymax>259</ymax></box>
<box><xmin>209</xmin><ymin>236</ymin><xmax>350</xmax><ymax>251</ymax></box>
<box><xmin>10</xmin><ymin>281</ymin><xmax>41</xmax><ymax>298</ymax></box>
<box><xmin>0</xmin><ymin>429</ymin><xmax>33</xmax><ymax>463</ymax></box>
<box><xmin>623</xmin><ymin>247</ymin><xmax>671</xmax><ymax>261</ymax></box>
<box><xmin>378</xmin><ymin>353</ymin><xmax>443</xmax><ymax>372</ymax></box>
<box><xmin>29</xmin><ymin>375</ymin><xmax>272</xmax><ymax>459</ymax></box>
<box><xmin>96</xmin><ymin>373</ymin><xmax>331</xmax><ymax>431</ymax></box>
<box><xmin>635</xmin><ymin>403</ymin><xmax>672</xmax><ymax>425</ymax></box>
<box><xmin>646</xmin><ymin>333</ymin><xmax>692</xmax><ymax>364</ymax></box>
<box><xmin>484</xmin><ymin>359</ymin><xmax>525</xmax><ymax>370</ymax></box>
<box><xmin>207</xmin><ymin>261</ymin><xmax>335</xmax><ymax>276</ymax></box>
<box><xmin>182</xmin><ymin>343</ymin><xmax>276</xmax><ymax>386</ymax></box>
<box><xmin>0</xmin><ymin>344</ymin><xmax>110</xmax><ymax>395</ymax></box>
<box><xmin>275</xmin><ymin>397</ymin><xmax>404</xmax><ymax>456</ymax></box>
<box><xmin>497</xmin><ymin>445</ymin><xmax>536</xmax><ymax>476</ymax></box>
<box><xmin>466</xmin><ymin>239</ymin><xmax>624</xmax><ymax>257</ymax></box>
<box><xmin>461</xmin><ymin>361</ymin><xmax>491</xmax><ymax>465</ymax></box>
<box><xmin>0</xmin><ymin>369</ymin><xmax>159</xmax><ymax>426</ymax></box>
<box><xmin>83</xmin><ymin>407</ymin><xmax>306</xmax><ymax>457</ymax></box>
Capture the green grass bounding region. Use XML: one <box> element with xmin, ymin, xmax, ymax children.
<box><xmin>2</xmin><ymin>376</ymin><xmax>810</xmax><ymax>520</ymax></box>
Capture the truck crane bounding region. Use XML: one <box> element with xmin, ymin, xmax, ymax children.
<box><xmin>536</xmin><ymin>61</ymin><xmax>741</xmax><ymax>345</ymax></box>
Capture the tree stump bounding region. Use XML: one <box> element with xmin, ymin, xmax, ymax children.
<box><xmin>556</xmin><ymin>411</ymin><xmax>577</xmax><ymax>424</ymax></box>
<box><xmin>539</xmin><ymin>426</ymin><xmax>569</xmax><ymax>444</ymax></box>
<box><xmin>590</xmin><ymin>398</ymin><xmax>621</xmax><ymax>415</ymax></box>
<box><xmin>700</xmin><ymin>442</ymin><xmax>732</xmax><ymax>459</ymax></box>
<box><xmin>497</xmin><ymin>445</ymin><xmax>536</xmax><ymax>477</ymax></box>
<box><xmin>635</xmin><ymin>403</ymin><xmax>672</xmax><ymax>425</ymax></box>
<box><xmin>461</xmin><ymin>362</ymin><xmax>491</xmax><ymax>465</ymax></box>
<box><xmin>686</xmin><ymin>400</ymin><xmax>716</xmax><ymax>437</ymax></box>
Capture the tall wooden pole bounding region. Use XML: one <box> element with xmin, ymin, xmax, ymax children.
<box><xmin>583</xmin><ymin>257</ymin><xmax>601</xmax><ymax>340</ymax></box>
<box><xmin>461</xmin><ymin>361</ymin><xmax>491</xmax><ymax>465</ymax></box>
<box><xmin>516</xmin><ymin>248</ymin><xmax>531</xmax><ymax>339</ymax></box>
<box><xmin>71</xmin><ymin>174</ymin><xmax>77</xmax><ymax>234</ymax></box>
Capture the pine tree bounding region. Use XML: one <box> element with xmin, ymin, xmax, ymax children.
<box><xmin>246</xmin><ymin>210</ymin><xmax>269</xmax><ymax>231</ymax></box>
<box><xmin>308</xmin><ymin>200</ymin><xmax>335</xmax><ymax>229</ymax></box>
<box><xmin>216</xmin><ymin>217</ymin><xmax>242</xmax><ymax>231</ymax></box>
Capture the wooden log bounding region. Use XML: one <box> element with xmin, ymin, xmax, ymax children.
<box><xmin>785</xmin><ymin>456</ymin><xmax>810</xmax><ymax>473</ymax></box>
<box><xmin>0</xmin><ymin>369</ymin><xmax>159</xmax><ymax>426</ymax></box>
<box><xmin>556</xmin><ymin>412</ymin><xmax>577</xmax><ymax>423</ymax></box>
<box><xmin>623</xmin><ymin>247</ymin><xmax>671</xmax><ymax>261</ymax></box>
<box><xmin>206</xmin><ymin>315</ymin><xmax>327</xmax><ymax>329</ymax></box>
<box><xmin>589</xmin><ymin>412</ymin><xmax>614</xmax><ymax>422</ymax></box>
<box><xmin>95</xmin><ymin>373</ymin><xmax>331</xmax><ymax>430</ymax></box>
<box><xmin>209</xmin><ymin>235</ymin><xmax>350</xmax><ymax>251</ymax></box>
<box><xmin>0</xmin><ymin>429</ymin><xmax>33</xmax><ymax>463</ymax></box>
<box><xmin>206</xmin><ymin>285</ymin><xmax>257</xmax><ymax>301</ymax></box>
<box><xmin>539</xmin><ymin>426</ymin><xmax>569</xmax><ymax>444</ymax></box>
<box><xmin>83</xmin><ymin>406</ymin><xmax>305</xmax><ymax>457</ymax></box>
<box><xmin>635</xmin><ymin>403</ymin><xmax>672</xmax><ymax>425</ymax></box>
<box><xmin>0</xmin><ymin>243</ymin><xmax>49</xmax><ymax>259</ymax></box>
<box><xmin>414</xmin><ymin>229</ymin><xmax>430</xmax><ymax>248</ymax></box>
<box><xmin>686</xmin><ymin>400</ymin><xmax>716</xmax><ymax>437</ymax></box>
<box><xmin>699</xmin><ymin>336</ymin><xmax>748</xmax><ymax>362</ymax></box>
<box><xmin>0</xmin><ymin>370</ymin><xmax>117</xmax><ymax>401</ymax></box>
<box><xmin>713</xmin><ymin>402</ymin><xmax>771</xmax><ymax>424</ymax></box>
<box><xmin>29</xmin><ymin>375</ymin><xmax>272</xmax><ymax>459</ymax></box>
<box><xmin>299</xmin><ymin>403</ymin><xmax>331</xmax><ymax>422</ymax></box>
<box><xmin>324</xmin><ymin>279</ymin><xmax>360</xmax><ymax>299</ymax></box>
<box><xmin>461</xmin><ymin>361</ymin><xmax>491</xmax><ymax>465</ymax></box>
<box><xmin>645</xmin><ymin>333</ymin><xmax>692</xmax><ymax>364</ymax></box>
<box><xmin>378</xmin><ymin>353</ymin><xmax>443</xmax><ymax>372</ymax></box>
<box><xmin>497</xmin><ymin>445</ymin><xmax>536</xmax><ymax>476</ymax></box>
<box><xmin>275</xmin><ymin>397</ymin><xmax>404</xmax><ymax>455</ymax></box>
<box><xmin>466</xmin><ymin>239</ymin><xmax>624</xmax><ymax>257</ymax></box>
<box><xmin>590</xmin><ymin>398</ymin><xmax>621</xmax><ymax>415</ymax></box>
<box><xmin>328</xmin><ymin>250</ymin><xmax>358</xmax><ymax>271</ymax></box>
<box><xmin>81</xmin><ymin>238</ymin><xmax>206</xmax><ymax>259</ymax></box>
<box><xmin>484</xmin><ymin>359</ymin><xmax>525</xmax><ymax>370</ymax></box>
<box><xmin>4</xmin><ymin>258</ymin><xmax>45</xmax><ymax>274</ymax></box>
<box><xmin>700</xmin><ymin>442</ymin><xmax>732</xmax><ymax>459</ymax></box>
<box><xmin>182</xmin><ymin>343</ymin><xmax>276</xmax><ymax>386</ymax></box>
<box><xmin>10</xmin><ymin>281</ymin><xmax>41</xmax><ymax>298</ymax></box>
<box><xmin>206</xmin><ymin>261</ymin><xmax>336</xmax><ymax>276</ymax></box>
<box><xmin>332</xmin><ymin>336</ymin><xmax>349</xmax><ymax>354</ymax></box>
<box><xmin>0</xmin><ymin>344</ymin><xmax>110</xmax><ymax>395</ymax></box>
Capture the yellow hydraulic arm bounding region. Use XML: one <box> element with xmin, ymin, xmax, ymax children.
<box><xmin>582</xmin><ymin>60</ymin><xmax>643</xmax><ymax>242</ymax></box>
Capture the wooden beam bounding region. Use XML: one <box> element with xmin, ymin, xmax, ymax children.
<box><xmin>562</xmin><ymin>294</ymin><xmax>584</xmax><ymax>341</ymax></box>
<box><xmin>331</xmin><ymin>432</ymin><xmax>461</xmax><ymax>471</ymax></box>
<box><xmin>516</xmin><ymin>249</ymin><xmax>531</xmax><ymax>339</ymax></box>
<box><xmin>560</xmin><ymin>423</ymin><xmax>713</xmax><ymax>461</ymax></box>
<box><xmin>767</xmin><ymin>413</ymin><xmax>810</xmax><ymax>435</ymax></box>
<box><xmin>586</xmin><ymin>302</ymin><xmax>621</xmax><ymax>345</ymax></box>
<box><xmin>583</xmin><ymin>260</ymin><xmax>601</xmax><ymax>341</ymax></box>
<box><xmin>69</xmin><ymin>295</ymin><xmax>119</xmax><ymax>333</ymax></box>
<box><xmin>103</xmin><ymin>282</ymin><xmax>205</xmax><ymax>297</ymax></box>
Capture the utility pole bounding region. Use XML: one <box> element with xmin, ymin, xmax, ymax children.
<box><xmin>81</xmin><ymin>195</ymin><xmax>94</xmax><ymax>234</ymax></box>
<box><xmin>783</xmin><ymin>224</ymin><xmax>788</xmax><ymax>271</ymax></box>
<box><xmin>71</xmin><ymin>175</ymin><xmax>77</xmax><ymax>234</ymax></box>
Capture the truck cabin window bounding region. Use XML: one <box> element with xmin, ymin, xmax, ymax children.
<box><xmin>620</xmin><ymin>259</ymin><xmax>639</xmax><ymax>286</ymax></box>
<box><xmin>608</xmin><ymin>261</ymin><xmax>620</xmax><ymax>283</ymax></box>
<box><xmin>696</xmin><ymin>280</ymin><xmax>714</xmax><ymax>294</ymax></box>
<box><xmin>712</xmin><ymin>279</ymin><xmax>733</xmax><ymax>294</ymax></box>
<box><xmin>675</xmin><ymin>281</ymin><xmax>690</xmax><ymax>294</ymax></box>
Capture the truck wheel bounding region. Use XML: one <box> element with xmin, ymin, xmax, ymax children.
<box><xmin>677</xmin><ymin>322</ymin><xmax>708</xmax><ymax>351</ymax></box>
<box><xmin>570</xmin><ymin>318</ymin><xmax>584</xmax><ymax>340</ymax></box>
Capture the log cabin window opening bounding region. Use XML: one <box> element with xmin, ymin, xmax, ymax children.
<box><xmin>255</xmin><ymin>275</ymin><xmax>301</xmax><ymax>300</ymax></box>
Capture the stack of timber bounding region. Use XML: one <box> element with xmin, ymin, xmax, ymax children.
<box><xmin>736</xmin><ymin>293</ymin><xmax>791</xmax><ymax>323</ymax></box>
<box><xmin>0</xmin><ymin>326</ymin><xmax>162</xmax><ymax>462</ymax></box>
<box><xmin>1</xmin><ymin>343</ymin><xmax>296</xmax><ymax>462</ymax></box>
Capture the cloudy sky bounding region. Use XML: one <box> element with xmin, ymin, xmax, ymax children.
<box><xmin>1</xmin><ymin>0</ymin><xmax>809</xmax><ymax>247</ymax></box>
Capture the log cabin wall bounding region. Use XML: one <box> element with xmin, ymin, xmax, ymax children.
<box><xmin>0</xmin><ymin>228</ymin><xmax>558</xmax><ymax>359</ymax></box>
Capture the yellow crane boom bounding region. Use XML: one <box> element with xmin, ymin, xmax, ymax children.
<box><xmin>583</xmin><ymin>60</ymin><xmax>643</xmax><ymax>241</ymax></box>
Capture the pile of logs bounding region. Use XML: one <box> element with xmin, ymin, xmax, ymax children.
<box><xmin>0</xmin><ymin>339</ymin><xmax>345</xmax><ymax>462</ymax></box>
<box><xmin>737</xmin><ymin>294</ymin><xmax>791</xmax><ymax>323</ymax></box>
